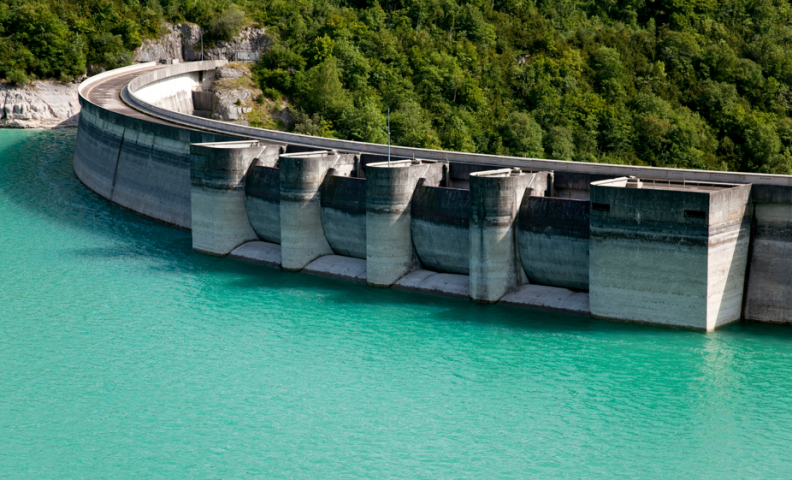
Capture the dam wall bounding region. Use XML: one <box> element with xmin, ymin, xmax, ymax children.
<box><xmin>72</xmin><ymin>62</ymin><xmax>792</xmax><ymax>330</ymax></box>
<box><xmin>74</xmin><ymin>99</ymin><xmax>239</xmax><ymax>228</ymax></box>
<box><xmin>320</xmin><ymin>175</ymin><xmax>367</xmax><ymax>259</ymax></box>
<box><xmin>411</xmin><ymin>184</ymin><xmax>470</xmax><ymax>275</ymax></box>
<box><xmin>518</xmin><ymin>196</ymin><xmax>590</xmax><ymax>291</ymax></box>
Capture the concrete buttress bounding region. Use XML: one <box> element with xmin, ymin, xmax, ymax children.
<box><xmin>189</xmin><ymin>141</ymin><xmax>262</xmax><ymax>255</ymax></box>
<box><xmin>365</xmin><ymin>160</ymin><xmax>444</xmax><ymax>287</ymax></box>
<box><xmin>469</xmin><ymin>169</ymin><xmax>538</xmax><ymax>303</ymax></box>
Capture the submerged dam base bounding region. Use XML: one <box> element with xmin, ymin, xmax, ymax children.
<box><xmin>73</xmin><ymin>62</ymin><xmax>792</xmax><ymax>331</ymax></box>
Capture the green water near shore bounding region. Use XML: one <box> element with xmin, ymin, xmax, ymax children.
<box><xmin>2</xmin><ymin>129</ymin><xmax>792</xmax><ymax>478</ymax></box>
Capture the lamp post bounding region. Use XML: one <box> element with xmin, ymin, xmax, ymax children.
<box><xmin>387</xmin><ymin>108</ymin><xmax>391</xmax><ymax>167</ymax></box>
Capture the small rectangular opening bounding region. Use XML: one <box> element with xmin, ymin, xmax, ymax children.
<box><xmin>684</xmin><ymin>210</ymin><xmax>706</xmax><ymax>219</ymax></box>
<box><xmin>592</xmin><ymin>203</ymin><xmax>610</xmax><ymax>212</ymax></box>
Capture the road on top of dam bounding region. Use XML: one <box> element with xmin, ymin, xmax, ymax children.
<box><xmin>82</xmin><ymin>65</ymin><xmax>183</xmax><ymax>127</ymax></box>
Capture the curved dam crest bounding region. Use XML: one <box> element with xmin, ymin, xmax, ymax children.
<box><xmin>74</xmin><ymin>62</ymin><xmax>792</xmax><ymax>331</ymax></box>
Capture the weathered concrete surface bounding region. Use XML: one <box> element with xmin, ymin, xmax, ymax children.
<box><xmin>320</xmin><ymin>175</ymin><xmax>367</xmax><ymax>259</ymax></box>
<box><xmin>744</xmin><ymin>203</ymin><xmax>792</xmax><ymax>323</ymax></box>
<box><xmin>393</xmin><ymin>270</ymin><xmax>469</xmax><ymax>298</ymax></box>
<box><xmin>411</xmin><ymin>184</ymin><xmax>470</xmax><ymax>274</ymax></box>
<box><xmin>589</xmin><ymin>178</ymin><xmax>752</xmax><ymax>331</ymax></box>
<box><xmin>74</xmin><ymin>100</ymin><xmax>238</xmax><ymax>228</ymax></box>
<box><xmin>245</xmin><ymin>165</ymin><xmax>281</xmax><ymax>243</ymax></box>
<box><xmin>229</xmin><ymin>240</ymin><xmax>281</xmax><ymax>267</ymax></box>
<box><xmin>190</xmin><ymin>141</ymin><xmax>260</xmax><ymax>255</ymax></box>
<box><xmin>500</xmin><ymin>284</ymin><xmax>590</xmax><ymax>315</ymax></box>
<box><xmin>518</xmin><ymin>196</ymin><xmax>590</xmax><ymax>290</ymax></box>
<box><xmin>365</xmin><ymin>160</ymin><xmax>445</xmax><ymax>287</ymax></box>
<box><xmin>469</xmin><ymin>169</ymin><xmax>548</xmax><ymax>302</ymax></box>
<box><xmin>552</xmin><ymin>172</ymin><xmax>614</xmax><ymax>200</ymax></box>
<box><xmin>303</xmin><ymin>255</ymin><xmax>367</xmax><ymax>283</ymax></box>
<box><xmin>279</xmin><ymin>151</ymin><xmax>356</xmax><ymax>270</ymax></box>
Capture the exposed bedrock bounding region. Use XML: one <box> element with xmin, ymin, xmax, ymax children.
<box><xmin>518</xmin><ymin>196</ymin><xmax>590</xmax><ymax>291</ymax></box>
<box><xmin>278</xmin><ymin>151</ymin><xmax>356</xmax><ymax>270</ymax></box>
<box><xmin>365</xmin><ymin>160</ymin><xmax>444</xmax><ymax>287</ymax></box>
<box><xmin>320</xmin><ymin>175</ymin><xmax>367</xmax><ymax>259</ymax></box>
<box><xmin>189</xmin><ymin>141</ymin><xmax>261</xmax><ymax>255</ymax></box>
<box><xmin>411</xmin><ymin>184</ymin><xmax>471</xmax><ymax>274</ymax></box>
<box><xmin>469</xmin><ymin>170</ymin><xmax>550</xmax><ymax>303</ymax></box>
<box><xmin>589</xmin><ymin>178</ymin><xmax>752</xmax><ymax>331</ymax></box>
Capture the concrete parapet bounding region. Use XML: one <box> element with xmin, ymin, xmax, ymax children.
<box><xmin>589</xmin><ymin>177</ymin><xmax>752</xmax><ymax>331</ymax></box>
<box><xmin>365</xmin><ymin>159</ymin><xmax>444</xmax><ymax>287</ymax></box>
<box><xmin>190</xmin><ymin>141</ymin><xmax>261</xmax><ymax>255</ymax></box>
<box><xmin>518</xmin><ymin>196</ymin><xmax>590</xmax><ymax>291</ymax></box>
<box><xmin>320</xmin><ymin>175</ymin><xmax>367</xmax><ymax>259</ymax></box>
<box><xmin>469</xmin><ymin>169</ymin><xmax>546</xmax><ymax>302</ymax></box>
<box><xmin>744</xmin><ymin>202</ymin><xmax>792</xmax><ymax>323</ymax></box>
<box><xmin>279</xmin><ymin>151</ymin><xmax>357</xmax><ymax>270</ymax></box>
<box><xmin>411</xmin><ymin>185</ymin><xmax>470</xmax><ymax>274</ymax></box>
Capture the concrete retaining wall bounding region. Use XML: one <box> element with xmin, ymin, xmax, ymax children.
<box><xmin>518</xmin><ymin>196</ymin><xmax>590</xmax><ymax>291</ymax></box>
<box><xmin>411</xmin><ymin>184</ymin><xmax>470</xmax><ymax>274</ymax></box>
<box><xmin>321</xmin><ymin>175</ymin><xmax>367</xmax><ymax>259</ymax></box>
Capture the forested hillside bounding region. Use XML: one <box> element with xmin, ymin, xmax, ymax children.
<box><xmin>3</xmin><ymin>0</ymin><xmax>792</xmax><ymax>173</ymax></box>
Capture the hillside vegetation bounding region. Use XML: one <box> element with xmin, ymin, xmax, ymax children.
<box><xmin>3</xmin><ymin>0</ymin><xmax>792</xmax><ymax>173</ymax></box>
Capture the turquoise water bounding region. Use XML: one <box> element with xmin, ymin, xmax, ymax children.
<box><xmin>2</xmin><ymin>129</ymin><xmax>792</xmax><ymax>478</ymax></box>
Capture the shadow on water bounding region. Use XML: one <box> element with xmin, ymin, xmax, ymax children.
<box><xmin>2</xmin><ymin>130</ymin><xmax>790</xmax><ymax>341</ymax></box>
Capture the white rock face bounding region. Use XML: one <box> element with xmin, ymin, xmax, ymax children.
<box><xmin>133</xmin><ymin>23</ymin><xmax>269</xmax><ymax>64</ymax></box>
<box><xmin>0</xmin><ymin>81</ymin><xmax>80</xmax><ymax>128</ymax></box>
<box><xmin>134</xmin><ymin>24</ymin><xmax>184</xmax><ymax>63</ymax></box>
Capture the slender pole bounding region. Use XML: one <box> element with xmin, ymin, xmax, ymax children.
<box><xmin>201</xmin><ymin>31</ymin><xmax>204</xmax><ymax>61</ymax></box>
<box><xmin>387</xmin><ymin>108</ymin><xmax>391</xmax><ymax>167</ymax></box>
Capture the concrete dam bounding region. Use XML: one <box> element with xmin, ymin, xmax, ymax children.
<box><xmin>74</xmin><ymin>61</ymin><xmax>792</xmax><ymax>331</ymax></box>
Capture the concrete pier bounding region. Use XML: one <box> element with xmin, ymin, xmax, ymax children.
<box><xmin>278</xmin><ymin>151</ymin><xmax>336</xmax><ymax>271</ymax></box>
<box><xmin>278</xmin><ymin>151</ymin><xmax>357</xmax><ymax>271</ymax></box>
<box><xmin>589</xmin><ymin>177</ymin><xmax>752</xmax><ymax>331</ymax></box>
<box><xmin>365</xmin><ymin>160</ymin><xmax>444</xmax><ymax>287</ymax></box>
<box><xmin>189</xmin><ymin>141</ymin><xmax>261</xmax><ymax>255</ymax></box>
<box><xmin>469</xmin><ymin>169</ymin><xmax>548</xmax><ymax>303</ymax></box>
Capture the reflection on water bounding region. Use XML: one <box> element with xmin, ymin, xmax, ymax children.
<box><xmin>1</xmin><ymin>129</ymin><xmax>791</xmax><ymax>478</ymax></box>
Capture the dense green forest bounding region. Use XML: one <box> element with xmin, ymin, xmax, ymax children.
<box><xmin>3</xmin><ymin>0</ymin><xmax>792</xmax><ymax>172</ymax></box>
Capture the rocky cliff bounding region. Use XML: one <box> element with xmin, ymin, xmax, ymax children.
<box><xmin>0</xmin><ymin>81</ymin><xmax>80</xmax><ymax>129</ymax></box>
<box><xmin>134</xmin><ymin>24</ymin><xmax>269</xmax><ymax>63</ymax></box>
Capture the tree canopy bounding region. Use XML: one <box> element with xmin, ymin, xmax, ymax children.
<box><xmin>4</xmin><ymin>0</ymin><xmax>792</xmax><ymax>173</ymax></box>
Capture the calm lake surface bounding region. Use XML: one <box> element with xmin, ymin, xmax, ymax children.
<box><xmin>1</xmin><ymin>129</ymin><xmax>792</xmax><ymax>478</ymax></box>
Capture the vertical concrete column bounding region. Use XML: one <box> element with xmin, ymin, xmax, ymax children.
<box><xmin>366</xmin><ymin>160</ymin><xmax>444</xmax><ymax>287</ymax></box>
<box><xmin>190</xmin><ymin>141</ymin><xmax>261</xmax><ymax>256</ymax></box>
<box><xmin>469</xmin><ymin>168</ymin><xmax>536</xmax><ymax>303</ymax></box>
<box><xmin>279</xmin><ymin>151</ymin><xmax>335</xmax><ymax>271</ymax></box>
